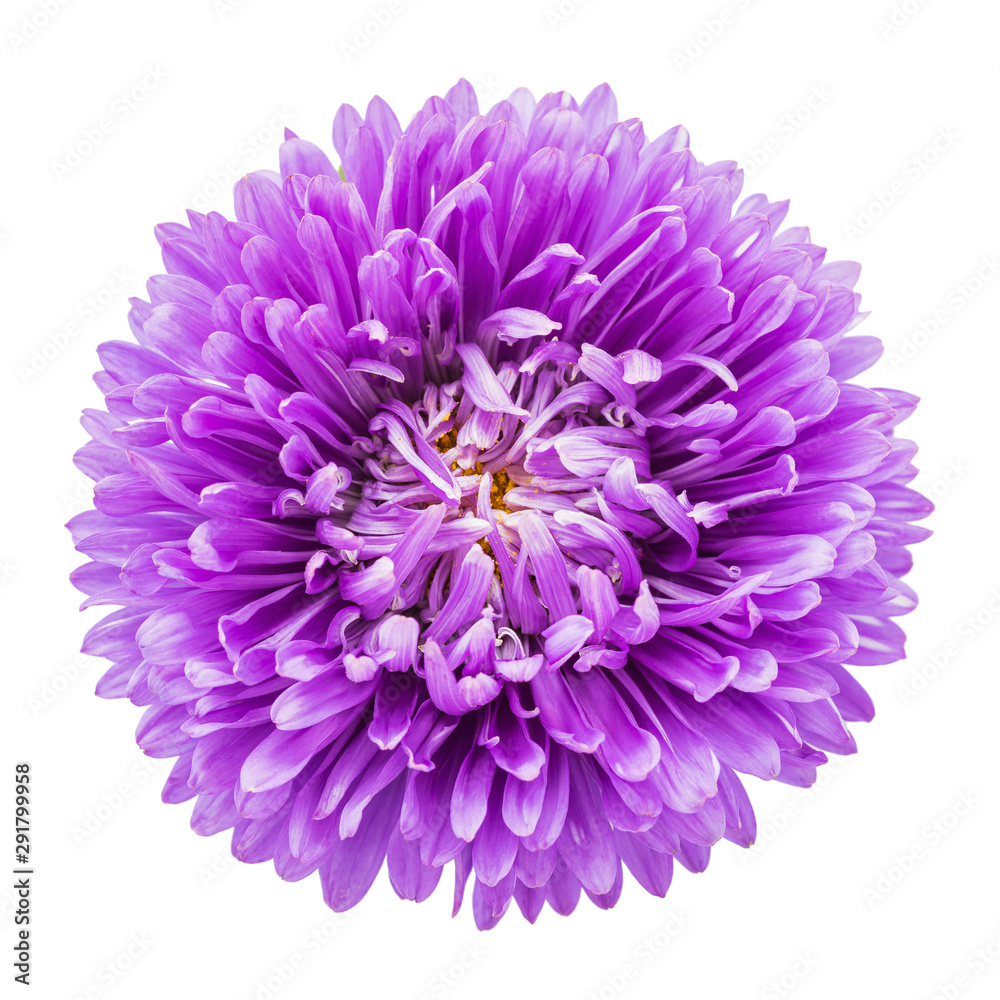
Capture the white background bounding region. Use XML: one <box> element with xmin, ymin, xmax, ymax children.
<box><xmin>3</xmin><ymin>0</ymin><xmax>999</xmax><ymax>997</ymax></box>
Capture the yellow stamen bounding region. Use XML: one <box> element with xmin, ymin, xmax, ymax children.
<box><xmin>435</xmin><ymin>426</ymin><xmax>458</xmax><ymax>453</ymax></box>
<box><xmin>488</xmin><ymin>467</ymin><xmax>513</xmax><ymax>513</ymax></box>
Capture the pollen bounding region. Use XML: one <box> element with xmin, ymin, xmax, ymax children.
<box><xmin>475</xmin><ymin>467</ymin><xmax>513</xmax><ymax>567</ymax></box>
<box><xmin>488</xmin><ymin>467</ymin><xmax>513</xmax><ymax>512</ymax></box>
<box><xmin>435</xmin><ymin>426</ymin><xmax>458</xmax><ymax>453</ymax></box>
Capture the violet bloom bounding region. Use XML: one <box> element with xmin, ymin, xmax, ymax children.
<box><xmin>69</xmin><ymin>81</ymin><xmax>931</xmax><ymax>928</ymax></box>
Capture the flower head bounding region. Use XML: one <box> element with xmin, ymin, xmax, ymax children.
<box><xmin>70</xmin><ymin>80</ymin><xmax>931</xmax><ymax>927</ymax></box>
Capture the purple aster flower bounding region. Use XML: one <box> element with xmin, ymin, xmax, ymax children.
<box><xmin>69</xmin><ymin>80</ymin><xmax>931</xmax><ymax>929</ymax></box>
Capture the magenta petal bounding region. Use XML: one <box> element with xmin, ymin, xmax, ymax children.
<box><xmin>387</xmin><ymin>824</ymin><xmax>443</xmax><ymax>902</ymax></box>
<box><xmin>556</xmin><ymin>757</ymin><xmax>618</xmax><ymax>894</ymax></box>
<box><xmin>472</xmin><ymin>782</ymin><xmax>518</xmax><ymax>887</ymax></box>
<box><xmin>320</xmin><ymin>779</ymin><xmax>405</xmax><ymax>911</ymax></box>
